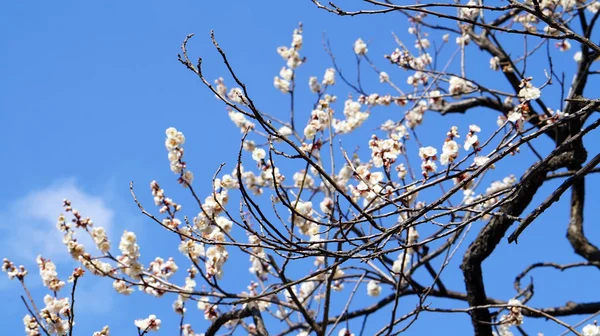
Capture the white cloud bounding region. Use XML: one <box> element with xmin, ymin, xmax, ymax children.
<box><xmin>0</xmin><ymin>178</ymin><xmax>114</xmax><ymax>263</ymax></box>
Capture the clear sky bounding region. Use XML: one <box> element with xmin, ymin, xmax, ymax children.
<box><xmin>1</xmin><ymin>1</ymin><xmax>599</xmax><ymax>335</ymax></box>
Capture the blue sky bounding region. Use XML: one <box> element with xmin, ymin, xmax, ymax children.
<box><xmin>1</xmin><ymin>1</ymin><xmax>599</xmax><ymax>335</ymax></box>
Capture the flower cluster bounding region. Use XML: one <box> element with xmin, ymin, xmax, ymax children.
<box><xmin>385</xmin><ymin>48</ymin><xmax>432</xmax><ymax>70</ymax></box>
<box><xmin>36</xmin><ymin>256</ymin><xmax>65</xmax><ymax>292</ymax></box>
<box><xmin>305</xmin><ymin>96</ymin><xmax>335</xmax><ymax>139</ymax></box>
<box><xmin>134</xmin><ymin>314</ymin><xmax>161</xmax><ymax>332</ymax></box>
<box><xmin>290</xmin><ymin>199</ymin><xmax>321</xmax><ymax>243</ymax></box>
<box><xmin>165</xmin><ymin>127</ymin><xmax>193</xmax><ymax>186</ymax></box>
<box><xmin>354</xmin><ymin>38</ymin><xmax>368</xmax><ymax>55</ymax></box>
<box><xmin>419</xmin><ymin>146</ymin><xmax>438</xmax><ymax>177</ymax></box>
<box><xmin>2</xmin><ymin>258</ymin><xmax>27</xmax><ymax>280</ymax></box>
<box><xmin>494</xmin><ymin>299</ymin><xmax>523</xmax><ymax>336</ymax></box>
<box><xmin>448</xmin><ymin>76</ymin><xmax>475</xmax><ymax>96</ymax></box>
<box><xmin>57</xmin><ymin>203</ymin><xmax>114</xmax><ymax>277</ymax></box>
<box><xmin>309</xmin><ymin>67</ymin><xmax>336</xmax><ymax>93</ymax></box>
<box><xmin>405</xmin><ymin>100</ymin><xmax>428</xmax><ymax>129</ymax></box>
<box><xmin>464</xmin><ymin>124</ymin><xmax>481</xmax><ymax>151</ymax></box>
<box><xmin>367</xmin><ymin>280</ymin><xmax>382</xmax><ymax>296</ymax></box>
<box><xmin>117</xmin><ymin>230</ymin><xmax>144</xmax><ymax>281</ymax></box>
<box><xmin>348</xmin><ymin>165</ymin><xmax>391</xmax><ymax>207</ymax></box>
<box><xmin>331</xmin><ymin>98</ymin><xmax>369</xmax><ymax>134</ymax></box>
<box><xmin>197</xmin><ymin>297</ymin><xmax>219</xmax><ymax>320</ymax></box>
<box><xmin>23</xmin><ymin>315</ymin><xmax>41</xmax><ymax>336</ymax></box>
<box><xmin>274</xmin><ymin>25</ymin><xmax>304</xmax><ymax>93</ymax></box>
<box><xmin>582</xmin><ymin>323</ymin><xmax>600</xmax><ymax>336</ymax></box>
<box><xmin>460</xmin><ymin>0</ymin><xmax>480</xmax><ymax>20</ymax></box>
<box><xmin>93</xmin><ymin>326</ymin><xmax>110</xmax><ymax>336</ymax></box>
<box><xmin>228</xmin><ymin>110</ymin><xmax>255</xmax><ymax>133</ymax></box>
<box><xmin>369</xmin><ymin>134</ymin><xmax>404</xmax><ymax>168</ymax></box>
<box><xmin>440</xmin><ymin>126</ymin><xmax>460</xmax><ymax>165</ymax></box>
<box><xmin>40</xmin><ymin>294</ymin><xmax>73</xmax><ymax>335</ymax></box>
<box><xmin>518</xmin><ymin>77</ymin><xmax>541</xmax><ymax>101</ymax></box>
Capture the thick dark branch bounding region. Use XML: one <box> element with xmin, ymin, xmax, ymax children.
<box><xmin>509</xmin><ymin>153</ymin><xmax>600</xmax><ymax>243</ymax></box>
<box><xmin>567</xmin><ymin>163</ymin><xmax>600</xmax><ymax>263</ymax></box>
<box><xmin>429</xmin><ymin>96</ymin><xmax>514</xmax><ymax>115</ymax></box>
<box><xmin>461</xmin><ymin>117</ymin><xmax>597</xmax><ymax>336</ymax></box>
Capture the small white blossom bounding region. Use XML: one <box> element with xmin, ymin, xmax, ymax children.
<box><xmin>367</xmin><ymin>280</ymin><xmax>382</xmax><ymax>297</ymax></box>
<box><xmin>379</xmin><ymin>72</ymin><xmax>389</xmax><ymax>83</ymax></box>
<box><xmin>354</xmin><ymin>38</ymin><xmax>368</xmax><ymax>55</ymax></box>
<box><xmin>323</xmin><ymin>68</ymin><xmax>336</xmax><ymax>86</ymax></box>
<box><xmin>518</xmin><ymin>86</ymin><xmax>541</xmax><ymax>101</ymax></box>
<box><xmin>582</xmin><ymin>324</ymin><xmax>600</xmax><ymax>336</ymax></box>
<box><xmin>134</xmin><ymin>315</ymin><xmax>161</xmax><ymax>332</ymax></box>
<box><xmin>252</xmin><ymin>148</ymin><xmax>266</xmax><ymax>162</ymax></box>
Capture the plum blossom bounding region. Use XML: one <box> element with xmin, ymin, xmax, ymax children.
<box><xmin>252</xmin><ymin>148</ymin><xmax>266</xmax><ymax>162</ymax></box>
<box><xmin>582</xmin><ymin>323</ymin><xmax>600</xmax><ymax>336</ymax></box>
<box><xmin>333</xmin><ymin>98</ymin><xmax>369</xmax><ymax>134</ymax></box>
<box><xmin>309</xmin><ymin>76</ymin><xmax>321</xmax><ymax>93</ymax></box>
<box><xmin>135</xmin><ymin>315</ymin><xmax>161</xmax><ymax>332</ymax></box>
<box><xmin>323</xmin><ymin>68</ymin><xmax>336</xmax><ymax>86</ymax></box>
<box><xmin>441</xmin><ymin>140</ymin><xmax>459</xmax><ymax>165</ymax></box>
<box><xmin>367</xmin><ymin>280</ymin><xmax>382</xmax><ymax>296</ymax></box>
<box><xmin>354</xmin><ymin>38</ymin><xmax>368</xmax><ymax>55</ymax></box>
<box><xmin>460</xmin><ymin>0</ymin><xmax>480</xmax><ymax>20</ymax></box>
<box><xmin>419</xmin><ymin>146</ymin><xmax>438</xmax><ymax>176</ymax></box>
<box><xmin>518</xmin><ymin>78</ymin><xmax>541</xmax><ymax>101</ymax></box>
<box><xmin>464</xmin><ymin>124</ymin><xmax>481</xmax><ymax>151</ymax></box>
<box><xmin>379</xmin><ymin>71</ymin><xmax>389</xmax><ymax>83</ymax></box>
<box><xmin>448</xmin><ymin>76</ymin><xmax>474</xmax><ymax>96</ymax></box>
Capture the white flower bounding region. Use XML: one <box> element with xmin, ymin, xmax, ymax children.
<box><xmin>134</xmin><ymin>315</ymin><xmax>161</xmax><ymax>332</ymax></box>
<box><xmin>280</xmin><ymin>67</ymin><xmax>293</xmax><ymax>81</ymax></box>
<box><xmin>418</xmin><ymin>146</ymin><xmax>437</xmax><ymax>159</ymax></box>
<box><xmin>469</xmin><ymin>124</ymin><xmax>481</xmax><ymax>133</ymax></box>
<box><xmin>490</xmin><ymin>56</ymin><xmax>500</xmax><ymax>70</ymax></box>
<box><xmin>367</xmin><ymin>280</ymin><xmax>381</xmax><ymax>297</ymax></box>
<box><xmin>92</xmin><ymin>326</ymin><xmax>110</xmax><ymax>336</ymax></box>
<box><xmin>323</xmin><ymin>68</ymin><xmax>336</xmax><ymax>85</ymax></box>
<box><xmin>448</xmin><ymin>76</ymin><xmax>474</xmax><ymax>96</ymax></box>
<box><xmin>415</xmin><ymin>38</ymin><xmax>431</xmax><ymax>49</ymax></box>
<box><xmin>582</xmin><ymin>324</ymin><xmax>600</xmax><ymax>336</ymax></box>
<box><xmin>456</xmin><ymin>34</ymin><xmax>471</xmax><ymax>46</ymax></box>
<box><xmin>354</xmin><ymin>38</ymin><xmax>368</xmax><ymax>55</ymax></box>
<box><xmin>574</xmin><ymin>51</ymin><xmax>582</xmax><ymax>62</ymax></box>
<box><xmin>339</xmin><ymin>328</ymin><xmax>355</xmax><ymax>336</ymax></box>
<box><xmin>518</xmin><ymin>86</ymin><xmax>541</xmax><ymax>101</ymax></box>
<box><xmin>91</xmin><ymin>227</ymin><xmax>111</xmax><ymax>253</ymax></box>
<box><xmin>113</xmin><ymin>279</ymin><xmax>134</xmax><ymax>295</ymax></box>
<box><xmin>252</xmin><ymin>148</ymin><xmax>266</xmax><ymax>162</ymax></box>
<box><xmin>557</xmin><ymin>40</ymin><xmax>571</xmax><ymax>52</ymax></box>
<box><xmin>304</xmin><ymin>124</ymin><xmax>318</xmax><ymax>139</ymax></box>
<box><xmin>588</xmin><ymin>2</ymin><xmax>600</xmax><ymax>14</ymax></box>
<box><xmin>309</xmin><ymin>76</ymin><xmax>321</xmax><ymax>93</ymax></box>
<box><xmin>440</xmin><ymin>140</ymin><xmax>459</xmax><ymax>165</ymax></box>
<box><xmin>379</xmin><ymin>72</ymin><xmax>389</xmax><ymax>83</ymax></box>
<box><xmin>460</xmin><ymin>0</ymin><xmax>480</xmax><ymax>20</ymax></box>
<box><xmin>464</xmin><ymin>134</ymin><xmax>479</xmax><ymax>151</ymax></box>
<box><xmin>421</xmin><ymin>159</ymin><xmax>437</xmax><ymax>174</ymax></box>
<box><xmin>274</xmin><ymin>77</ymin><xmax>291</xmax><ymax>93</ymax></box>
<box><xmin>507</xmin><ymin>110</ymin><xmax>522</xmax><ymax>122</ymax></box>
<box><xmin>474</xmin><ymin>156</ymin><xmax>490</xmax><ymax>167</ymax></box>
<box><xmin>278</xmin><ymin>126</ymin><xmax>293</xmax><ymax>137</ymax></box>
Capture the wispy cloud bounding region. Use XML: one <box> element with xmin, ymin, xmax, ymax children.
<box><xmin>0</xmin><ymin>177</ymin><xmax>115</xmax><ymax>263</ymax></box>
<box><xmin>0</xmin><ymin>178</ymin><xmax>118</xmax><ymax>317</ymax></box>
